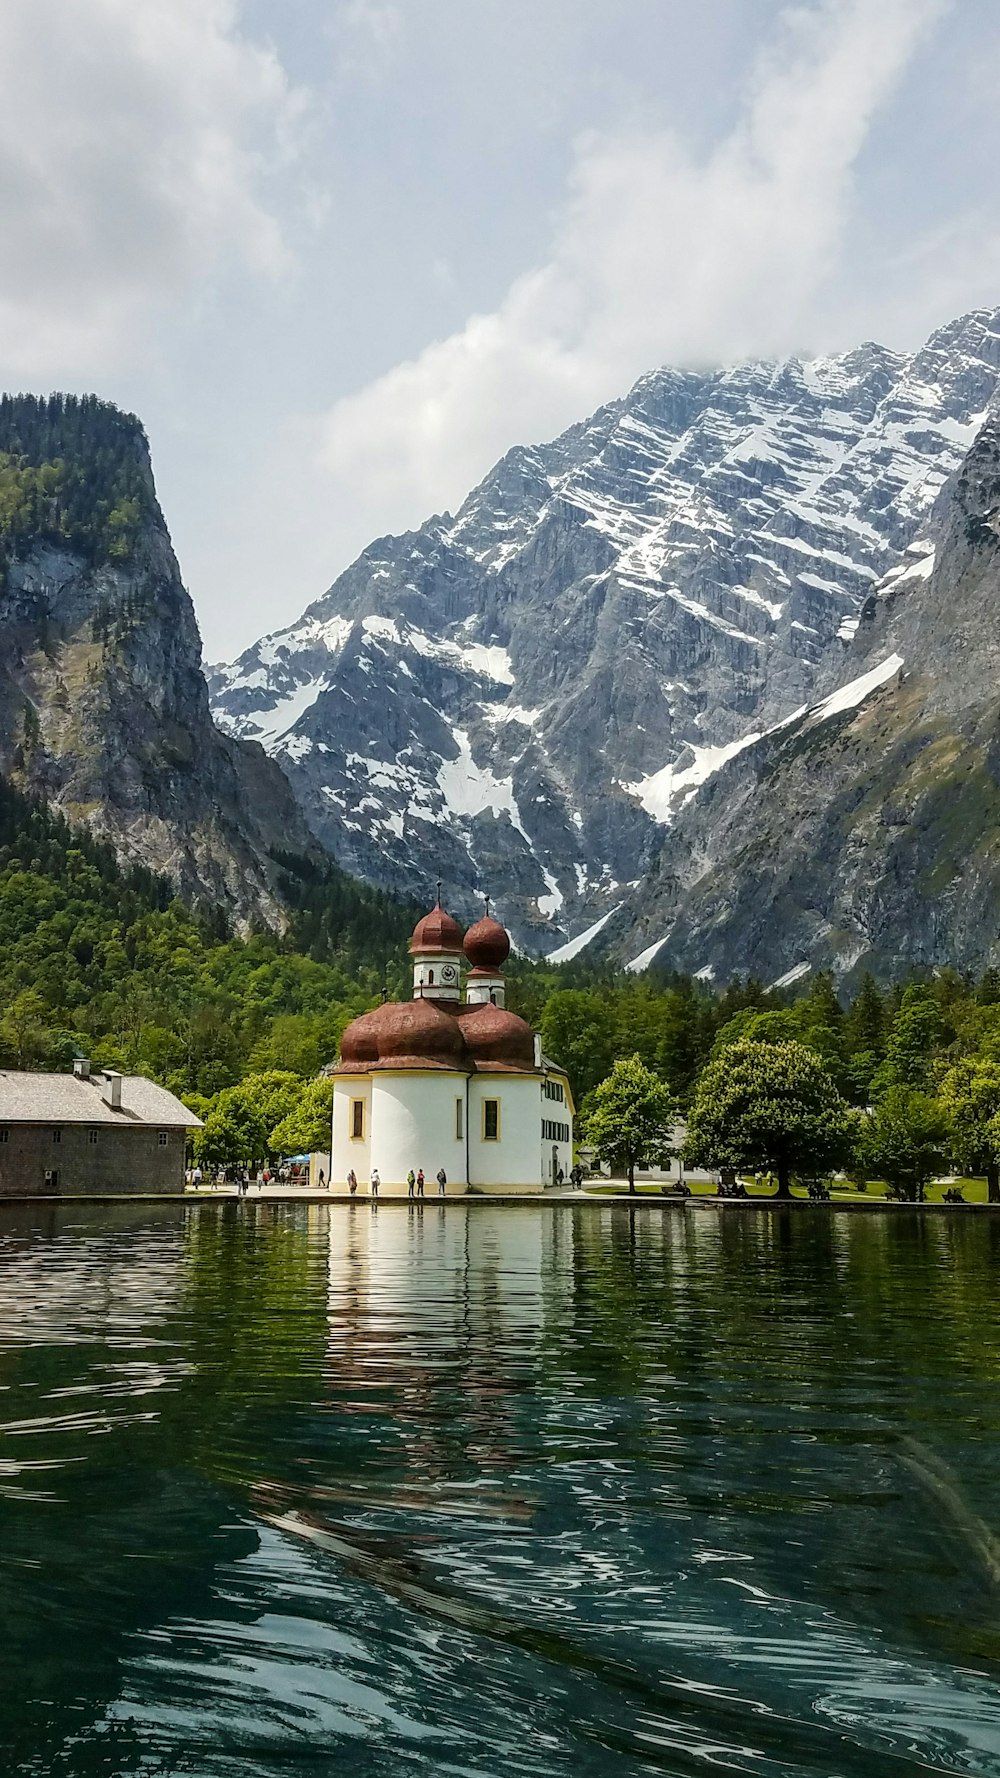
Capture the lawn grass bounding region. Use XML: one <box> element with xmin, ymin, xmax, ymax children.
<box><xmin>585</xmin><ymin>1176</ymin><xmax>993</xmax><ymax>1203</ymax></box>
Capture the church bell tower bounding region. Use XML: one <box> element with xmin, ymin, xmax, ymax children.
<box><xmin>409</xmin><ymin>892</ymin><xmax>465</xmax><ymax>1003</ymax></box>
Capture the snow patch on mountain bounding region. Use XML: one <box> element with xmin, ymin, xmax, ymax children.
<box><xmin>208</xmin><ymin>307</ymin><xmax>1000</xmax><ymax>952</ymax></box>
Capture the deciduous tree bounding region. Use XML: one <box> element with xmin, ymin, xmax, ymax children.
<box><xmin>584</xmin><ymin>1054</ymin><xmax>678</xmax><ymax>1194</ymax></box>
<box><xmin>685</xmin><ymin>1039</ymin><xmax>853</xmax><ymax>1198</ymax></box>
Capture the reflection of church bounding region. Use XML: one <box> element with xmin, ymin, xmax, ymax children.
<box><xmin>332</xmin><ymin>900</ymin><xmax>574</xmax><ymax>1193</ymax></box>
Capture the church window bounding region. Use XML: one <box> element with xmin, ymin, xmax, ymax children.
<box><xmin>351</xmin><ymin>1099</ymin><xmax>365</xmax><ymax>1141</ymax></box>
<box><xmin>52</xmin><ymin>1128</ymin><xmax>62</xmax><ymax>1144</ymax></box>
<box><xmin>455</xmin><ymin>1097</ymin><xmax>464</xmax><ymax>1141</ymax></box>
<box><xmin>0</xmin><ymin>1129</ymin><xmax>8</xmax><ymax>1143</ymax></box>
<box><xmin>88</xmin><ymin>1129</ymin><xmax>99</xmax><ymax>1145</ymax></box>
<box><xmin>158</xmin><ymin>1132</ymin><xmax>169</xmax><ymax>1147</ymax></box>
<box><xmin>428</xmin><ymin>969</ymin><xmax>435</xmax><ymax>985</ymax></box>
<box><xmin>483</xmin><ymin>1099</ymin><xmax>500</xmax><ymax>1142</ymax></box>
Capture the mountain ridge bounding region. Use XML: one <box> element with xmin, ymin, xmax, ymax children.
<box><xmin>599</xmin><ymin>409</ymin><xmax>1000</xmax><ymax>986</ymax></box>
<box><xmin>0</xmin><ymin>394</ymin><xmax>335</xmax><ymax>931</ymax></box>
<box><xmin>210</xmin><ymin>306</ymin><xmax>1000</xmax><ymax>950</ymax></box>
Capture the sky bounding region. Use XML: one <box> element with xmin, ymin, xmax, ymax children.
<box><xmin>2</xmin><ymin>0</ymin><xmax>1000</xmax><ymax>659</ymax></box>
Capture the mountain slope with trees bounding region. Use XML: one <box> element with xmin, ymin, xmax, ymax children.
<box><xmin>0</xmin><ymin>394</ymin><xmax>329</xmax><ymax>930</ymax></box>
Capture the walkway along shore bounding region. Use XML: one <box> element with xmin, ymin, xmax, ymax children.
<box><xmin>0</xmin><ymin>1186</ymin><xmax>998</xmax><ymax>1211</ymax></box>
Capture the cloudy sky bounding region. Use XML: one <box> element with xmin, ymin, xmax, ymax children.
<box><xmin>2</xmin><ymin>0</ymin><xmax>1000</xmax><ymax>658</ymax></box>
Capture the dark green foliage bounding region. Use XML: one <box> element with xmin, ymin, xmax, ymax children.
<box><xmin>856</xmin><ymin>1087</ymin><xmax>951</xmax><ymax>1201</ymax></box>
<box><xmin>685</xmin><ymin>1039</ymin><xmax>855</xmax><ymax>1197</ymax></box>
<box><xmin>0</xmin><ymin>777</ymin><xmax>414</xmax><ymax>1094</ymax></box>
<box><xmin>0</xmin><ymin>394</ymin><xmax>155</xmax><ymax>579</ymax></box>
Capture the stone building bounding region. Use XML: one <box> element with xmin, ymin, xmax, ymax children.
<box><xmin>0</xmin><ymin>1060</ymin><xmax>202</xmax><ymax>1196</ymax></box>
<box><xmin>332</xmin><ymin>900</ymin><xmax>574</xmax><ymax>1194</ymax></box>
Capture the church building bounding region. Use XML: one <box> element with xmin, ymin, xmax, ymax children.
<box><xmin>331</xmin><ymin>901</ymin><xmax>574</xmax><ymax>1194</ymax></box>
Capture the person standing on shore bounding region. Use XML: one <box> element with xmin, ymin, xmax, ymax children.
<box><xmin>407</xmin><ymin>1168</ymin><xmax>416</xmax><ymax>1198</ymax></box>
<box><xmin>416</xmin><ymin>1168</ymin><xmax>425</xmax><ymax>1197</ymax></box>
<box><xmin>436</xmin><ymin>1167</ymin><xmax>447</xmax><ymax>1197</ymax></box>
<box><xmin>370</xmin><ymin>1167</ymin><xmax>380</xmax><ymax>1198</ymax></box>
<box><xmin>347</xmin><ymin>1168</ymin><xmax>357</xmax><ymax>1195</ymax></box>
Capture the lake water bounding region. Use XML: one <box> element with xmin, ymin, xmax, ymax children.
<box><xmin>3</xmin><ymin>1200</ymin><xmax>1000</xmax><ymax>1776</ymax></box>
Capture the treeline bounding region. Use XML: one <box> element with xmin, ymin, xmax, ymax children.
<box><xmin>544</xmin><ymin>971</ymin><xmax>1000</xmax><ymax>1202</ymax></box>
<box><xmin>0</xmin><ymin>393</ymin><xmax>154</xmax><ymax>577</ymax></box>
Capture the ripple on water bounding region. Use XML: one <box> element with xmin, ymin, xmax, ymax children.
<box><xmin>0</xmin><ymin>1201</ymin><xmax>999</xmax><ymax>1775</ymax></box>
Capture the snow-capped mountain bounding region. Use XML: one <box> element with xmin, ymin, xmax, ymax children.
<box><xmin>209</xmin><ymin>307</ymin><xmax>1000</xmax><ymax>951</ymax></box>
<box><xmin>598</xmin><ymin>409</ymin><xmax>1000</xmax><ymax>987</ymax></box>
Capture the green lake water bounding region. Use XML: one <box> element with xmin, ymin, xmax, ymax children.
<box><xmin>3</xmin><ymin>1200</ymin><xmax>1000</xmax><ymax>1776</ymax></box>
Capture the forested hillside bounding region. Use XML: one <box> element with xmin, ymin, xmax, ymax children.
<box><xmin>0</xmin><ymin>778</ymin><xmax>416</xmax><ymax>1097</ymax></box>
<box><xmin>0</xmin><ymin>393</ymin><xmax>154</xmax><ymax>578</ymax></box>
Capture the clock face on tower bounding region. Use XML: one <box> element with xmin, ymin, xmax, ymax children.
<box><xmin>440</xmin><ymin>963</ymin><xmax>458</xmax><ymax>984</ymax></box>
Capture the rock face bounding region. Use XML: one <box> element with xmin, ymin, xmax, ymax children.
<box><xmin>0</xmin><ymin>396</ymin><xmax>320</xmax><ymax>928</ymax></box>
<box><xmin>210</xmin><ymin>308</ymin><xmax>1000</xmax><ymax>951</ymax></box>
<box><xmin>600</xmin><ymin>411</ymin><xmax>1000</xmax><ymax>987</ymax></box>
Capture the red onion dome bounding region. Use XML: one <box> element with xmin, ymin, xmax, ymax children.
<box><xmin>459</xmin><ymin>1002</ymin><xmax>535</xmax><ymax>1070</ymax></box>
<box><xmin>341</xmin><ymin>998</ymin><xmax>469</xmax><ymax>1071</ymax></box>
<box><xmin>463</xmin><ymin>914</ymin><xmax>510</xmax><ymax>972</ymax></box>
<box><xmin>338</xmin><ymin>1007</ymin><xmax>383</xmax><ymax>1070</ymax></box>
<box><xmin>410</xmin><ymin>900</ymin><xmax>464</xmax><ymax>955</ymax></box>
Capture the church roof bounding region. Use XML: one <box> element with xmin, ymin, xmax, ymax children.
<box><xmin>463</xmin><ymin>914</ymin><xmax>510</xmax><ymax>972</ymax></box>
<box><xmin>410</xmin><ymin>900</ymin><xmax>464</xmax><ymax>955</ymax></box>
<box><xmin>338</xmin><ymin>999</ymin><xmax>471</xmax><ymax>1073</ymax></box>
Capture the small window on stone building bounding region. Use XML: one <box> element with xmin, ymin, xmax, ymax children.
<box><xmin>483</xmin><ymin>1099</ymin><xmax>500</xmax><ymax>1142</ymax></box>
<box><xmin>351</xmin><ymin>1099</ymin><xmax>365</xmax><ymax>1140</ymax></box>
<box><xmin>158</xmin><ymin>1132</ymin><xmax>169</xmax><ymax>1147</ymax></box>
<box><xmin>0</xmin><ymin>1129</ymin><xmax>8</xmax><ymax>1143</ymax></box>
<box><xmin>89</xmin><ymin>1129</ymin><xmax>99</xmax><ymax>1145</ymax></box>
<box><xmin>455</xmin><ymin>1097</ymin><xmax>464</xmax><ymax>1141</ymax></box>
<box><xmin>52</xmin><ymin>1128</ymin><xmax>62</xmax><ymax>1144</ymax></box>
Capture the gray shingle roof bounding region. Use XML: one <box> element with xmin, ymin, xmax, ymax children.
<box><xmin>0</xmin><ymin>1072</ymin><xmax>203</xmax><ymax>1127</ymax></box>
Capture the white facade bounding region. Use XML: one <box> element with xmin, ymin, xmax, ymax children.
<box><xmin>331</xmin><ymin>1066</ymin><xmax>574</xmax><ymax>1194</ymax></box>
<box><xmin>330</xmin><ymin>900</ymin><xmax>574</xmax><ymax>1194</ymax></box>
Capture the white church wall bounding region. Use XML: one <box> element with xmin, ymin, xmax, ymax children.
<box><xmin>468</xmin><ymin>1075</ymin><xmax>545</xmax><ymax>1191</ymax></box>
<box><xmin>370</xmin><ymin>1072</ymin><xmax>469</xmax><ymax>1190</ymax></box>
<box><xmin>332</xmin><ymin>1077</ymin><xmax>371</xmax><ymax>1185</ymax></box>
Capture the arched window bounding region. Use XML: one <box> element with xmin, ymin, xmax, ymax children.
<box><xmin>428</xmin><ymin>969</ymin><xmax>435</xmax><ymax>984</ymax></box>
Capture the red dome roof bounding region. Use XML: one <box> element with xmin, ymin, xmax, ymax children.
<box><xmin>459</xmin><ymin>1002</ymin><xmax>535</xmax><ymax>1071</ymax></box>
<box><xmin>464</xmin><ymin>915</ymin><xmax>510</xmax><ymax>972</ymax></box>
<box><xmin>338</xmin><ymin>1007</ymin><xmax>382</xmax><ymax>1070</ymax></box>
<box><xmin>410</xmin><ymin>901</ymin><xmax>464</xmax><ymax>955</ymax></box>
<box><xmin>339</xmin><ymin>999</ymin><xmax>470</xmax><ymax>1072</ymax></box>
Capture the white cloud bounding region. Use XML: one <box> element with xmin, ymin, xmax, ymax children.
<box><xmin>311</xmin><ymin>0</ymin><xmax>948</xmax><ymax>543</ymax></box>
<box><xmin>0</xmin><ymin>0</ymin><xmax>302</xmax><ymax>376</ymax></box>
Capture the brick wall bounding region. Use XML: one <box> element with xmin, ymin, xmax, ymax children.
<box><xmin>0</xmin><ymin>1125</ymin><xmax>188</xmax><ymax>1195</ymax></box>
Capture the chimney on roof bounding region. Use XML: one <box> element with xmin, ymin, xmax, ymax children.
<box><xmin>100</xmin><ymin>1070</ymin><xmax>123</xmax><ymax>1110</ymax></box>
<box><xmin>72</xmin><ymin>1056</ymin><xmax>90</xmax><ymax>1080</ymax></box>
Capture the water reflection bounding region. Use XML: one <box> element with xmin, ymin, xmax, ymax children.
<box><xmin>0</xmin><ymin>1202</ymin><xmax>1000</xmax><ymax>1774</ymax></box>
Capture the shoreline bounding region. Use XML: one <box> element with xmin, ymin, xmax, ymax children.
<box><xmin>0</xmin><ymin>1188</ymin><xmax>996</xmax><ymax>1212</ymax></box>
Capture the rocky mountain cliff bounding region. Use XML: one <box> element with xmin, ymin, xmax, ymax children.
<box><xmin>0</xmin><ymin>395</ymin><xmax>321</xmax><ymax>928</ymax></box>
<box><xmin>210</xmin><ymin>308</ymin><xmax>1000</xmax><ymax>951</ymax></box>
<box><xmin>598</xmin><ymin>410</ymin><xmax>1000</xmax><ymax>987</ymax></box>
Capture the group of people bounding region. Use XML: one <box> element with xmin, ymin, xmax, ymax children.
<box><xmin>187</xmin><ymin>1165</ymin><xmax>305</xmax><ymax>1192</ymax></box>
<box><xmin>345</xmin><ymin>1166</ymin><xmax>448</xmax><ymax>1198</ymax></box>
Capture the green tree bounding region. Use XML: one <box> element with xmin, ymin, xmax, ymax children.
<box><xmin>584</xmin><ymin>1054</ymin><xmax>678</xmax><ymax>1194</ymax></box>
<box><xmin>939</xmin><ymin>1059</ymin><xmax>1000</xmax><ymax>1202</ymax></box>
<box><xmin>269</xmin><ymin>1077</ymin><xmax>334</xmax><ymax>1156</ymax></box>
<box><xmin>540</xmin><ymin>990</ymin><xmax>616</xmax><ymax>1102</ymax></box>
<box><xmin>198</xmin><ymin>1071</ymin><xmax>301</xmax><ymax>1169</ymax></box>
<box><xmin>856</xmin><ymin>1086</ymin><xmax>951</xmax><ymax>1201</ymax></box>
<box><xmin>871</xmin><ymin>986</ymin><xmax>946</xmax><ymax>1097</ymax></box>
<box><xmin>0</xmin><ymin>989</ymin><xmax>52</xmax><ymax>1067</ymax></box>
<box><xmin>685</xmin><ymin>1039</ymin><xmax>854</xmax><ymax>1198</ymax></box>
